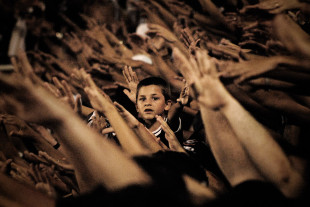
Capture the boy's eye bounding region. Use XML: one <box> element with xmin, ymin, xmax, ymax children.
<box><xmin>138</xmin><ymin>97</ymin><xmax>146</xmax><ymax>101</ymax></box>
<box><xmin>152</xmin><ymin>97</ymin><xmax>159</xmax><ymax>101</ymax></box>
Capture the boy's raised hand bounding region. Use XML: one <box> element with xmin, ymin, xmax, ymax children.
<box><xmin>156</xmin><ymin>115</ymin><xmax>186</xmax><ymax>153</ymax></box>
<box><xmin>122</xmin><ymin>65</ymin><xmax>139</xmax><ymax>103</ymax></box>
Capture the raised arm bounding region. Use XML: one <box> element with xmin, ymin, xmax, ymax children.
<box><xmin>114</xmin><ymin>101</ymin><xmax>163</xmax><ymax>153</ymax></box>
<box><xmin>73</xmin><ymin>68</ymin><xmax>149</xmax><ymax>156</ymax></box>
<box><xmin>186</xmin><ymin>48</ymin><xmax>305</xmax><ymax>198</ymax></box>
<box><xmin>0</xmin><ymin>73</ymin><xmax>151</xmax><ymax>193</ymax></box>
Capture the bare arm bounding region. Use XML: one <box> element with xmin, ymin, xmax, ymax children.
<box><xmin>0</xmin><ymin>73</ymin><xmax>151</xmax><ymax>193</ymax></box>
<box><xmin>114</xmin><ymin>101</ymin><xmax>163</xmax><ymax>153</ymax></box>
<box><xmin>196</xmin><ymin>49</ymin><xmax>304</xmax><ymax>198</ymax></box>
<box><xmin>75</xmin><ymin>68</ymin><xmax>149</xmax><ymax>156</ymax></box>
<box><xmin>176</xmin><ymin>47</ymin><xmax>305</xmax><ymax>198</ymax></box>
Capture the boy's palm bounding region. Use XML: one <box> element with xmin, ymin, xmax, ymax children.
<box><xmin>122</xmin><ymin>66</ymin><xmax>139</xmax><ymax>103</ymax></box>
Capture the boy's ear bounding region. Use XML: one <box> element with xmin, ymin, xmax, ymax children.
<box><xmin>164</xmin><ymin>100</ymin><xmax>172</xmax><ymax>111</ymax></box>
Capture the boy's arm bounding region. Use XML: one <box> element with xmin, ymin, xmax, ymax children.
<box><xmin>167</xmin><ymin>80</ymin><xmax>189</xmax><ymax>131</ymax></box>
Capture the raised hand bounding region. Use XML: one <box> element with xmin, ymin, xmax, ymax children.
<box><xmin>180</xmin><ymin>27</ymin><xmax>200</xmax><ymax>55</ymax></box>
<box><xmin>62</xmin><ymin>32</ymin><xmax>83</xmax><ymax>54</ymax></box>
<box><xmin>147</xmin><ymin>23</ymin><xmax>178</xmax><ymax>43</ymax></box>
<box><xmin>0</xmin><ymin>74</ymin><xmax>71</xmax><ymax>126</ymax></box>
<box><xmin>173</xmin><ymin>47</ymin><xmax>230</xmax><ymax>110</ymax></box>
<box><xmin>87</xmin><ymin>110</ymin><xmax>109</xmax><ymax>135</ymax></box>
<box><xmin>1</xmin><ymin>114</ymin><xmax>40</xmax><ymax>141</ymax></box>
<box><xmin>122</xmin><ymin>65</ymin><xmax>139</xmax><ymax>103</ymax></box>
<box><xmin>193</xmin><ymin>50</ymin><xmax>232</xmax><ymax>110</ymax></box>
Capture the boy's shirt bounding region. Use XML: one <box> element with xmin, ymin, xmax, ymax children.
<box><xmin>152</xmin><ymin>117</ymin><xmax>183</xmax><ymax>147</ymax></box>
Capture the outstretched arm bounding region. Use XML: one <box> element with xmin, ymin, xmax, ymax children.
<box><xmin>0</xmin><ymin>73</ymin><xmax>151</xmax><ymax>193</ymax></box>
<box><xmin>175</xmin><ymin>47</ymin><xmax>305</xmax><ymax>198</ymax></box>
<box><xmin>73</xmin><ymin>68</ymin><xmax>149</xmax><ymax>156</ymax></box>
<box><xmin>114</xmin><ymin>101</ymin><xmax>163</xmax><ymax>153</ymax></box>
<box><xmin>0</xmin><ymin>172</ymin><xmax>55</xmax><ymax>207</ymax></box>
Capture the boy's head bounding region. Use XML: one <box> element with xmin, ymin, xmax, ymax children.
<box><xmin>136</xmin><ymin>77</ymin><xmax>172</xmax><ymax>121</ymax></box>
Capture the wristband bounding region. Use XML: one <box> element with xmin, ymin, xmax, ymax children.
<box><xmin>53</xmin><ymin>142</ymin><xmax>60</xmax><ymax>149</ymax></box>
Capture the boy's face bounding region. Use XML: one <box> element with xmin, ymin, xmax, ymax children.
<box><xmin>136</xmin><ymin>85</ymin><xmax>171</xmax><ymax>121</ymax></box>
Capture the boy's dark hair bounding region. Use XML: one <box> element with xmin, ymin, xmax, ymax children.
<box><xmin>136</xmin><ymin>77</ymin><xmax>171</xmax><ymax>102</ymax></box>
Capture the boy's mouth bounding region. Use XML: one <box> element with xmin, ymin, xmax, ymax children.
<box><xmin>144</xmin><ymin>109</ymin><xmax>153</xmax><ymax>113</ymax></box>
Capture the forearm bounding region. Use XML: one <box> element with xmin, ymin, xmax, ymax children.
<box><xmin>220</xmin><ymin>95</ymin><xmax>297</xmax><ymax>189</ymax></box>
<box><xmin>102</xmin><ymin>105</ymin><xmax>149</xmax><ymax>156</ymax></box>
<box><xmin>199</xmin><ymin>106</ymin><xmax>263</xmax><ymax>186</ymax></box>
<box><xmin>81</xmin><ymin>105</ymin><xmax>94</xmax><ymax>117</ymax></box>
<box><xmin>132</xmin><ymin>122</ymin><xmax>163</xmax><ymax>153</ymax></box>
<box><xmin>0</xmin><ymin>173</ymin><xmax>55</xmax><ymax>207</ymax></box>
<box><xmin>52</xmin><ymin>111</ymin><xmax>151</xmax><ymax>192</ymax></box>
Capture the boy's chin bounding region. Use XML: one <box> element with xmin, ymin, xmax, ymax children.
<box><xmin>142</xmin><ymin>114</ymin><xmax>156</xmax><ymax>120</ymax></box>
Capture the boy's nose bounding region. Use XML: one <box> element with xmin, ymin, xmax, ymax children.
<box><xmin>144</xmin><ymin>99</ymin><xmax>152</xmax><ymax>106</ymax></box>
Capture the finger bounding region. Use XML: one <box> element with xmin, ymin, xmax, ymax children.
<box><xmin>74</xmin><ymin>94</ymin><xmax>82</xmax><ymax>115</ymax></box>
<box><xmin>113</xmin><ymin>101</ymin><xmax>125</xmax><ymax>112</ymax></box>
<box><xmin>61</xmin><ymin>80</ymin><xmax>75</xmax><ymax>108</ymax></box>
<box><xmin>85</xmin><ymin>73</ymin><xmax>97</xmax><ymax>90</ymax></box>
<box><xmin>189</xmin><ymin>54</ymin><xmax>201</xmax><ymax>79</ymax></box>
<box><xmin>0</xmin><ymin>159</ymin><xmax>12</xmax><ymax>173</ymax></box>
<box><xmin>101</xmin><ymin>127</ymin><xmax>115</xmax><ymax>135</ymax></box>
<box><xmin>156</xmin><ymin>116</ymin><xmax>174</xmax><ymax>138</ymax></box>
<box><xmin>9</xmin><ymin>130</ymin><xmax>24</xmax><ymax>138</ymax></box>
<box><xmin>122</xmin><ymin>66</ymin><xmax>130</xmax><ymax>83</ymax></box>
<box><xmin>128</xmin><ymin>66</ymin><xmax>138</xmax><ymax>82</ymax></box>
<box><xmin>28</xmin><ymin>163</ymin><xmax>39</xmax><ymax>183</ymax></box>
<box><xmin>52</xmin><ymin>77</ymin><xmax>66</xmax><ymax>96</ymax></box>
<box><xmin>43</xmin><ymin>82</ymin><xmax>61</xmax><ymax>98</ymax></box>
<box><xmin>124</xmin><ymin>65</ymin><xmax>132</xmax><ymax>82</ymax></box>
<box><xmin>156</xmin><ymin>138</ymin><xmax>169</xmax><ymax>150</ymax></box>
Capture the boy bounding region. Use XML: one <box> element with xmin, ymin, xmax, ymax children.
<box><xmin>135</xmin><ymin>76</ymin><xmax>184</xmax><ymax>147</ymax></box>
